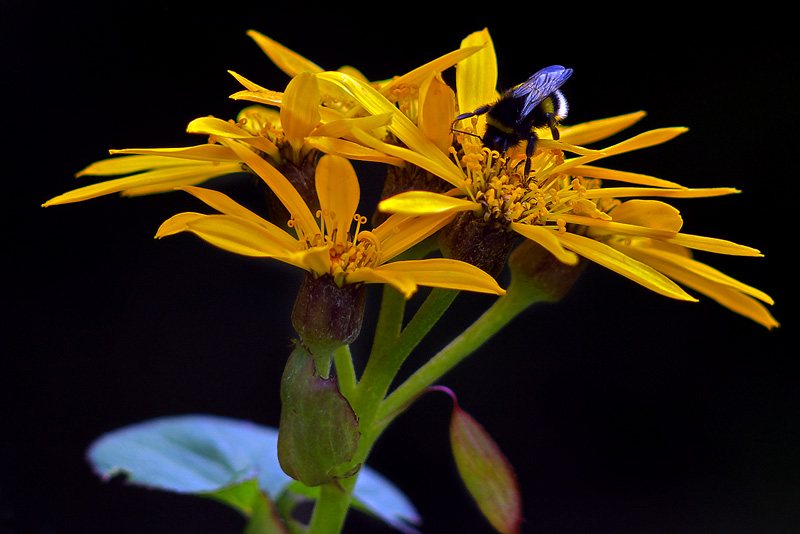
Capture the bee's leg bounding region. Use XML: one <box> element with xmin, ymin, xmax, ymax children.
<box><xmin>524</xmin><ymin>133</ymin><xmax>537</xmax><ymax>177</ymax></box>
<box><xmin>546</xmin><ymin>112</ymin><xmax>560</xmax><ymax>140</ymax></box>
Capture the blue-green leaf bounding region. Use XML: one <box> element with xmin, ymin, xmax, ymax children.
<box><xmin>87</xmin><ymin>414</ymin><xmax>420</xmax><ymax>532</ymax></box>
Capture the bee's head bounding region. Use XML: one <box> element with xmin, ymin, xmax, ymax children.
<box><xmin>482</xmin><ymin>125</ymin><xmax>518</xmax><ymax>153</ymax></box>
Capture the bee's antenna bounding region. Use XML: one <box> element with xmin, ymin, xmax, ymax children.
<box><xmin>450</xmin><ymin>119</ymin><xmax>482</xmax><ymax>140</ymax></box>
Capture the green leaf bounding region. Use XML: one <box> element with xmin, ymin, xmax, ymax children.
<box><xmin>278</xmin><ymin>343</ymin><xmax>360</xmax><ymax>487</ymax></box>
<box><xmin>87</xmin><ymin>414</ymin><xmax>419</xmax><ymax>532</ymax></box>
<box><xmin>435</xmin><ymin>386</ymin><xmax>523</xmax><ymax>534</ymax></box>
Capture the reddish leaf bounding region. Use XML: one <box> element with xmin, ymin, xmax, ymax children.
<box><xmin>433</xmin><ymin>386</ymin><xmax>523</xmax><ymax>534</ymax></box>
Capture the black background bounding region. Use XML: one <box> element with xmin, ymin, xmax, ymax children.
<box><xmin>3</xmin><ymin>2</ymin><xmax>796</xmax><ymax>533</ymax></box>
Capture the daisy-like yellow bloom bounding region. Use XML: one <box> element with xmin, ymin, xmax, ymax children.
<box><xmin>156</xmin><ymin>145</ymin><xmax>505</xmax><ymax>299</ymax></box>
<box><xmin>302</xmin><ymin>28</ymin><xmax>776</xmax><ymax>329</ymax></box>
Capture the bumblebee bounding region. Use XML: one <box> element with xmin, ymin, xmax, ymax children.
<box><xmin>454</xmin><ymin>65</ymin><xmax>572</xmax><ymax>176</ymax></box>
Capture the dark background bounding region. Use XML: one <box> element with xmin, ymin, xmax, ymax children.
<box><xmin>3</xmin><ymin>2</ymin><xmax>796</xmax><ymax>533</ymax></box>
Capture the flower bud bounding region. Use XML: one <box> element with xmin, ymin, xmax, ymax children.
<box><xmin>291</xmin><ymin>273</ymin><xmax>367</xmax><ymax>362</ymax></box>
<box><xmin>438</xmin><ymin>212</ymin><xmax>518</xmax><ymax>278</ymax></box>
<box><xmin>507</xmin><ymin>239</ymin><xmax>587</xmax><ymax>303</ymax></box>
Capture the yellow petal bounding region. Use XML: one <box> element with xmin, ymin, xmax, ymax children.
<box><xmin>664</xmin><ymin>232</ymin><xmax>763</xmax><ymax>256</ymax></box>
<box><xmin>186</xmin><ymin>116</ymin><xmax>279</xmax><ymax>158</ymax></box>
<box><xmin>456</xmin><ymin>28</ymin><xmax>497</xmax><ymax>118</ymax></box>
<box><xmin>584</xmin><ymin>187</ymin><xmax>740</xmax><ymax>200</ymax></box>
<box><xmin>348</xmin><ymin>127</ymin><xmax>465</xmax><ymax>187</ymax></box>
<box><xmin>310</xmin><ymin>113</ymin><xmax>392</xmax><ymax>139</ymax></box>
<box><xmin>317</xmin><ymin>71</ymin><xmax>463</xmax><ymax>185</ymax></box>
<box><xmin>610</xmin><ymin>200</ymin><xmax>684</xmax><ymax>232</ymax></box>
<box><xmin>228</xmin><ymin>70</ymin><xmax>283</xmax><ymax>106</ymax></box>
<box><xmin>571</xmin><ymin>213</ymin><xmax>763</xmax><ymax>257</ymax></box>
<box><xmin>508</xmin><ymin>223</ymin><xmax>579</xmax><ymax>265</ymax></box>
<box><xmin>171</xmin><ymin>214</ymin><xmax>301</xmax><ymax>261</ymax></box>
<box><xmin>247</xmin><ymin>30</ymin><xmax>324</xmax><ymax>77</ymax></box>
<box><xmin>615</xmin><ymin>242</ymin><xmax>778</xmax><ymax>328</ymax></box>
<box><xmin>379</xmin><ymin>45</ymin><xmax>483</xmax><ymax>100</ymax></box>
<box><xmin>616</xmin><ymin>242</ymin><xmax>774</xmax><ymax>304</ymax></box>
<box><xmin>572</xmin><ymin>165</ymin><xmax>685</xmax><ymax>189</ymax></box>
<box><xmin>560</xmin><ymin>214</ymin><xmax>678</xmax><ymax>240</ymax></box>
<box><xmin>554</xmin><ymin>231</ymin><xmax>697</xmax><ymax>301</ymax></box>
<box><xmin>348</xmin><ymin>258</ymin><xmax>506</xmax><ymax>298</ymax></box>
<box><xmin>345</xmin><ymin>266</ymin><xmax>418</xmax><ymax>298</ymax></box>
<box><xmin>177</xmin><ymin>185</ymin><xmax>300</xmax><ymax>251</ymax></box>
<box><xmin>600</xmin><ymin>127</ymin><xmax>688</xmax><ymax>157</ymax></box>
<box><xmin>315</xmin><ymin>155</ymin><xmax>360</xmax><ymax>239</ymax></box>
<box><xmin>109</xmin><ymin>144</ymin><xmax>240</xmax><ymax>163</ymax></box>
<box><xmin>559</xmin><ymin>111</ymin><xmax>647</xmax><ymax>146</ymax></box>
<box><xmin>155</xmin><ymin>212</ymin><xmax>206</xmax><ymax>238</ymax></box>
<box><xmin>293</xmin><ymin>245</ymin><xmax>333</xmax><ymax>276</ymax></box>
<box><xmin>236</xmin><ymin>105</ymin><xmax>281</xmax><ymax>136</ymax></box>
<box><xmin>223</xmin><ymin>140</ymin><xmax>318</xmax><ymax>236</ymax></box>
<box><xmin>281</xmin><ymin>72</ymin><xmax>322</xmax><ymax>156</ymax></box>
<box><xmin>418</xmin><ymin>72</ymin><xmax>455</xmax><ymax>153</ymax></box>
<box><xmin>43</xmin><ymin>163</ymin><xmax>242</xmax><ymax>206</ymax></box>
<box><xmin>378</xmin><ymin>191</ymin><xmax>478</xmax><ymax>216</ymax></box>
<box><xmin>305</xmin><ymin>136</ymin><xmax>404</xmax><ymax>166</ymax></box>
<box><xmin>75</xmin><ymin>155</ymin><xmax>209</xmax><ymax>177</ymax></box>
<box><xmin>373</xmin><ymin>212</ymin><xmax>456</xmax><ymax>262</ymax></box>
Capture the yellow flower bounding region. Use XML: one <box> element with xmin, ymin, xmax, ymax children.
<box><xmin>156</xmin><ymin>149</ymin><xmax>505</xmax><ymax>299</ymax></box>
<box><xmin>314</xmin><ymin>28</ymin><xmax>775</xmax><ymax>328</ymax></box>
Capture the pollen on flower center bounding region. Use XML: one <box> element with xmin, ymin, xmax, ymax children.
<box><xmin>451</xmin><ymin>129</ymin><xmax>602</xmax><ymax>229</ymax></box>
<box><xmin>303</xmin><ymin>209</ymin><xmax>383</xmax><ymax>285</ymax></box>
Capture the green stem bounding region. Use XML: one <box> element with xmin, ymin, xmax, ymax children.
<box><xmin>306</xmin><ymin>476</ymin><xmax>357</xmax><ymax>534</ymax></box>
<box><xmin>355</xmin><ymin>287</ymin><xmax>458</xmax><ymax>422</ymax></box>
<box><xmin>376</xmin><ymin>288</ymin><xmax>538</xmax><ymax>425</ymax></box>
<box><xmin>333</xmin><ymin>345</ymin><xmax>356</xmax><ymax>401</ymax></box>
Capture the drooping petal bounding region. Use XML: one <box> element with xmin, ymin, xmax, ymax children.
<box><xmin>559</xmin><ymin>111</ymin><xmax>647</xmax><ymax>146</ymax></box>
<box><xmin>176</xmin><ymin>186</ymin><xmax>300</xmax><ymax>251</ymax></box>
<box><xmin>155</xmin><ymin>212</ymin><xmax>206</xmax><ymax>238</ymax></box>
<box><xmin>315</xmin><ymin>155</ymin><xmax>360</xmax><ymax>240</ymax></box>
<box><xmin>344</xmin><ymin>266</ymin><xmax>418</xmax><ymax>298</ymax></box>
<box><xmin>373</xmin><ymin>212</ymin><xmax>457</xmax><ymax>262</ymax></box>
<box><xmin>223</xmin><ymin>140</ymin><xmax>319</xmax><ymax>237</ymax></box>
<box><xmin>281</xmin><ymin>72</ymin><xmax>322</xmax><ymax>156</ymax></box>
<box><xmin>615</xmin><ymin>242</ymin><xmax>778</xmax><ymax>328</ymax></box>
<box><xmin>554</xmin><ymin>231</ymin><xmax>698</xmax><ymax>301</ymax></box>
<box><xmin>162</xmin><ymin>214</ymin><xmax>301</xmax><ymax>263</ymax></box>
<box><xmin>378</xmin><ymin>191</ymin><xmax>479</xmax><ymax>216</ymax></box>
<box><xmin>571</xmin><ymin>213</ymin><xmax>764</xmax><ymax>257</ymax></box>
<box><xmin>246</xmin><ymin>30</ymin><xmax>324</xmax><ymax>77</ymax></box>
<box><xmin>418</xmin><ymin>72</ymin><xmax>455</xmax><ymax>154</ymax></box>
<box><xmin>347</xmin><ymin>258</ymin><xmax>505</xmax><ymax>298</ymax></box>
<box><xmin>508</xmin><ymin>223</ymin><xmax>579</xmax><ymax>265</ymax></box>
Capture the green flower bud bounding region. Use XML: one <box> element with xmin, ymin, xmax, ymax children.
<box><xmin>438</xmin><ymin>212</ymin><xmax>518</xmax><ymax>278</ymax></box>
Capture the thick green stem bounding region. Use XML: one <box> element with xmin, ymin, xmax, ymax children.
<box><xmin>355</xmin><ymin>288</ymin><xmax>458</xmax><ymax>423</ymax></box>
<box><xmin>376</xmin><ymin>288</ymin><xmax>538</xmax><ymax>425</ymax></box>
<box><xmin>306</xmin><ymin>476</ymin><xmax>357</xmax><ymax>534</ymax></box>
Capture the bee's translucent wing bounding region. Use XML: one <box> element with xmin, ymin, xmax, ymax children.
<box><xmin>512</xmin><ymin>65</ymin><xmax>572</xmax><ymax>119</ymax></box>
